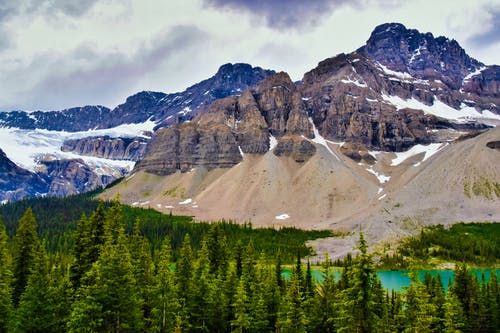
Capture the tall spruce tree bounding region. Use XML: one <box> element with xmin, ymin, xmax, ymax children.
<box><xmin>0</xmin><ymin>219</ymin><xmax>13</xmax><ymax>332</ymax></box>
<box><xmin>150</xmin><ymin>239</ymin><xmax>178</xmax><ymax>333</ymax></box>
<box><xmin>70</xmin><ymin>202</ymin><xmax>106</xmax><ymax>288</ymax></box>
<box><xmin>402</xmin><ymin>272</ymin><xmax>437</xmax><ymax>332</ymax></box>
<box><xmin>338</xmin><ymin>231</ymin><xmax>376</xmax><ymax>333</ymax></box>
<box><xmin>12</xmin><ymin>208</ymin><xmax>40</xmax><ymax>305</ymax></box>
<box><xmin>129</xmin><ymin>220</ymin><xmax>155</xmax><ymax>330</ymax></box>
<box><xmin>68</xmin><ymin>205</ymin><xmax>144</xmax><ymax>333</ymax></box>
<box><xmin>277</xmin><ymin>277</ymin><xmax>307</xmax><ymax>333</ymax></box>
<box><xmin>14</xmin><ymin>249</ymin><xmax>70</xmax><ymax>333</ymax></box>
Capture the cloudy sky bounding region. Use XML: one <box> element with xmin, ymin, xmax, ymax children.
<box><xmin>0</xmin><ymin>0</ymin><xmax>498</xmax><ymax>111</ymax></box>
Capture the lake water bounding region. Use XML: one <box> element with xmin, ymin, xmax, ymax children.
<box><xmin>282</xmin><ymin>268</ymin><xmax>500</xmax><ymax>291</ymax></box>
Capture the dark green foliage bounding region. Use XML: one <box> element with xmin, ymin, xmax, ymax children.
<box><xmin>2</xmin><ymin>203</ymin><xmax>500</xmax><ymax>332</ymax></box>
<box><xmin>12</xmin><ymin>208</ymin><xmax>40</xmax><ymax>305</ymax></box>
<box><xmin>0</xmin><ymin>220</ymin><xmax>13</xmax><ymax>332</ymax></box>
<box><xmin>68</xmin><ymin>206</ymin><xmax>144</xmax><ymax>333</ymax></box>
<box><xmin>0</xmin><ymin>195</ymin><xmax>333</xmax><ymax>263</ymax></box>
<box><xmin>381</xmin><ymin>222</ymin><xmax>500</xmax><ymax>268</ymax></box>
<box><xmin>14</xmin><ymin>250</ymin><xmax>71</xmax><ymax>333</ymax></box>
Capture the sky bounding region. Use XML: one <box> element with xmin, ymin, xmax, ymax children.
<box><xmin>0</xmin><ymin>0</ymin><xmax>498</xmax><ymax>111</ymax></box>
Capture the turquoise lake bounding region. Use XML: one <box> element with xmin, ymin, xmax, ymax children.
<box><xmin>282</xmin><ymin>268</ymin><xmax>500</xmax><ymax>291</ymax></box>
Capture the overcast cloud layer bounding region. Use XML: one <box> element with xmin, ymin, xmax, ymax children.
<box><xmin>0</xmin><ymin>0</ymin><xmax>498</xmax><ymax>111</ymax></box>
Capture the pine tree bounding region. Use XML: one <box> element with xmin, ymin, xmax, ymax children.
<box><xmin>275</xmin><ymin>254</ymin><xmax>284</xmax><ymax>292</ymax></box>
<box><xmin>68</xmin><ymin>206</ymin><xmax>144</xmax><ymax>333</ymax></box>
<box><xmin>189</xmin><ymin>240</ymin><xmax>211</xmax><ymax>332</ymax></box>
<box><xmin>295</xmin><ymin>250</ymin><xmax>304</xmax><ymax>292</ymax></box>
<box><xmin>173</xmin><ymin>234</ymin><xmax>194</xmax><ymax>332</ymax></box>
<box><xmin>0</xmin><ymin>219</ymin><xmax>13</xmax><ymax>332</ymax></box>
<box><xmin>304</xmin><ymin>260</ymin><xmax>313</xmax><ymax>298</ymax></box>
<box><xmin>277</xmin><ymin>277</ymin><xmax>307</xmax><ymax>333</ymax></box>
<box><xmin>12</xmin><ymin>208</ymin><xmax>40</xmax><ymax>304</ymax></box>
<box><xmin>402</xmin><ymin>272</ymin><xmax>437</xmax><ymax>332</ymax></box>
<box><xmin>444</xmin><ymin>287</ymin><xmax>465</xmax><ymax>333</ymax></box>
<box><xmin>129</xmin><ymin>220</ymin><xmax>155</xmax><ymax>330</ymax></box>
<box><xmin>150</xmin><ymin>239</ymin><xmax>178</xmax><ymax>333</ymax></box>
<box><xmin>207</xmin><ymin>223</ymin><xmax>228</xmax><ymax>275</ymax></box>
<box><xmin>308</xmin><ymin>256</ymin><xmax>337</xmax><ymax>333</ymax></box>
<box><xmin>14</xmin><ymin>249</ymin><xmax>70</xmax><ymax>333</ymax></box>
<box><xmin>70</xmin><ymin>202</ymin><xmax>106</xmax><ymax>288</ymax></box>
<box><xmin>231</xmin><ymin>279</ymin><xmax>251</xmax><ymax>333</ymax></box>
<box><xmin>337</xmin><ymin>231</ymin><xmax>376</xmax><ymax>333</ymax></box>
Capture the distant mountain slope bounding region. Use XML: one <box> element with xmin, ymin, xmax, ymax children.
<box><xmin>0</xmin><ymin>148</ymin><xmax>47</xmax><ymax>202</ymax></box>
<box><xmin>0</xmin><ymin>63</ymin><xmax>274</xmax><ymax>132</ymax></box>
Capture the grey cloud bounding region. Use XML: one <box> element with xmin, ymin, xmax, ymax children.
<box><xmin>203</xmin><ymin>0</ymin><xmax>347</xmax><ymax>29</ymax></box>
<box><xmin>203</xmin><ymin>0</ymin><xmax>403</xmax><ymax>29</ymax></box>
<box><xmin>7</xmin><ymin>25</ymin><xmax>208</xmax><ymax>110</ymax></box>
<box><xmin>0</xmin><ymin>0</ymin><xmax>99</xmax><ymax>17</ymax></box>
<box><xmin>44</xmin><ymin>0</ymin><xmax>100</xmax><ymax>17</ymax></box>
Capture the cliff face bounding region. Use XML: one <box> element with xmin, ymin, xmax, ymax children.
<box><xmin>136</xmin><ymin>72</ymin><xmax>316</xmax><ymax>174</ymax></box>
<box><xmin>36</xmin><ymin>158</ymin><xmax>126</xmax><ymax>197</ymax></box>
<box><xmin>0</xmin><ymin>149</ymin><xmax>47</xmax><ymax>202</ymax></box>
<box><xmin>61</xmin><ymin>136</ymin><xmax>148</xmax><ymax>161</ymax></box>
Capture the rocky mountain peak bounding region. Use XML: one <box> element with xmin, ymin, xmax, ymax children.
<box><xmin>360</xmin><ymin>22</ymin><xmax>483</xmax><ymax>87</ymax></box>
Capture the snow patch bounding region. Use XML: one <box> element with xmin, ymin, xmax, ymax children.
<box><xmin>179</xmin><ymin>198</ymin><xmax>192</xmax><ymax>205</ymax></box>
<box><xmin>178</xmin><ymin>107</ymin><xmax>192</xmax><ymax>116</ymax></box>
<box><xmin>307</xmin><ymin>117</ymin><xmax>340</xmax><ymax>160</ymax></box>
<box><xmin>378</xmin><ymin>194</ymin><xmax>387</xmax><ymax>200</ymax></box>
<box><xmin>0</xmin><ymin>126</ymin><xmax>136</xmax><ymax>172</ymax></box>
<box><xmin>275</xmin><ymin>214</ymin><xmax>290</xmax><ymax>220</ymax></box>
<box><xmin>366</xmin><ymin>167</ymin><xmax>390</xmax><ymax>183</ymax></box>
<box><xmin>238</xmin><ymin>146</ymin><xmax>244</xmax><ymax>157</ymax></box>
<box><xmin>391</xmin><ymin>143</ymin><xmax>446</xmax><ymax>166</ymax></box>
<box><xmin>340</xmin><ymin>78</ymin><xmax>368</xmax><ymax>88</ymax></box>
<box><xmin>301</xmin><ymin>97</ymin><xmax>311</xmax><ymax>101</ymax></box>
<box><xmin>381</xmin><ymin>94</ymin><xmax>500</xmax><ymax>122</ymax></box>
<box><xmin>269</xmin><ymin>135</ymin><xmax>278</xmax><ymax>151</ymax></box>
<box><xmin>165</xmin><ymin>205</ymin><xmax>174</xmax><ymax>209</ymax></box>
<box><xmin>462</xmin><ymin>66</ymin><xmax>486</xmax><ymax>84</ymax></box>
<box><xmin>377</xmin><ymin>62</ymin><xmax>412</xmax><ymax>79</ymax></box>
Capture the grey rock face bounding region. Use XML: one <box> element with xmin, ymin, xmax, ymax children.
<box><xmin>61</xmin><ymin>136</ymin><xmax>148</xmax><ymax>161</ymax></box>
<box><xmin>0</xmin><ymin>149</ymin><xmax>48</xmax><ymax>201</ymax></box>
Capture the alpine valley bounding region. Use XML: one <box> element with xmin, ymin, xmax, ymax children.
<box><xmin>1</xmin><ymin>23</ymin><xmax>499</xmax><ymax>249</ymax></box>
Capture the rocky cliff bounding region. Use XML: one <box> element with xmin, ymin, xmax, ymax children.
<box><xmin>138</xmin><ymin>21</ymin><xmax>500</xmax><ymax>175</ymax></box>
<box><xmin>0</xmin><ymin>149</ymin><xmax>47</xmax><ymax>202</ymax></box>
<box><xmin>61</xmin><ymin>136</ymin><xmax>148</xmax><ymax>161</ymax></box>
<box><xmin>135</xmin><ymin>72</ymin><xmax>316</xmax><ymax>174</ymax></box>
<box><xmin>36</xmin><ymin>157</ymin><xmax>126</xmax><ymax>197</ymax></box>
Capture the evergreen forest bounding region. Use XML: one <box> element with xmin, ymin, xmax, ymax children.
<box><xmin>0</xmin><ymin>200</ymin><xmax>499</xmax><ymax>332</ymax></box>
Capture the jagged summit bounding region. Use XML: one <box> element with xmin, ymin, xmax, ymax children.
<box><xmin>359</xmin><ymin>22</ymin><xmax>483</xmax><ymax>88</ymax></box>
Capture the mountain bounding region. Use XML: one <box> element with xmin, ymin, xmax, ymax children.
<box><xmin>0</xmin><ymin>148</ymin><xmax>47</xmax><ymax>202</ymax></box>
<box><xmin>2</xmin><ymin>22</ymin><xmax>500</xmax><ymax>251</ymax></box>
<box><xmin>0</xmin><ymin>63</ymin><xmax>275</xmax><ymax>131</ymax></box>
<box><xmin>101</xmin><ymin>23</ymin><xmax>500</xmax><ymax>254</ymax></box>
<box><xmin>0</xmin><ymin>63</ymin><xmax>274</xmax><ymax>201</ymax></box>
